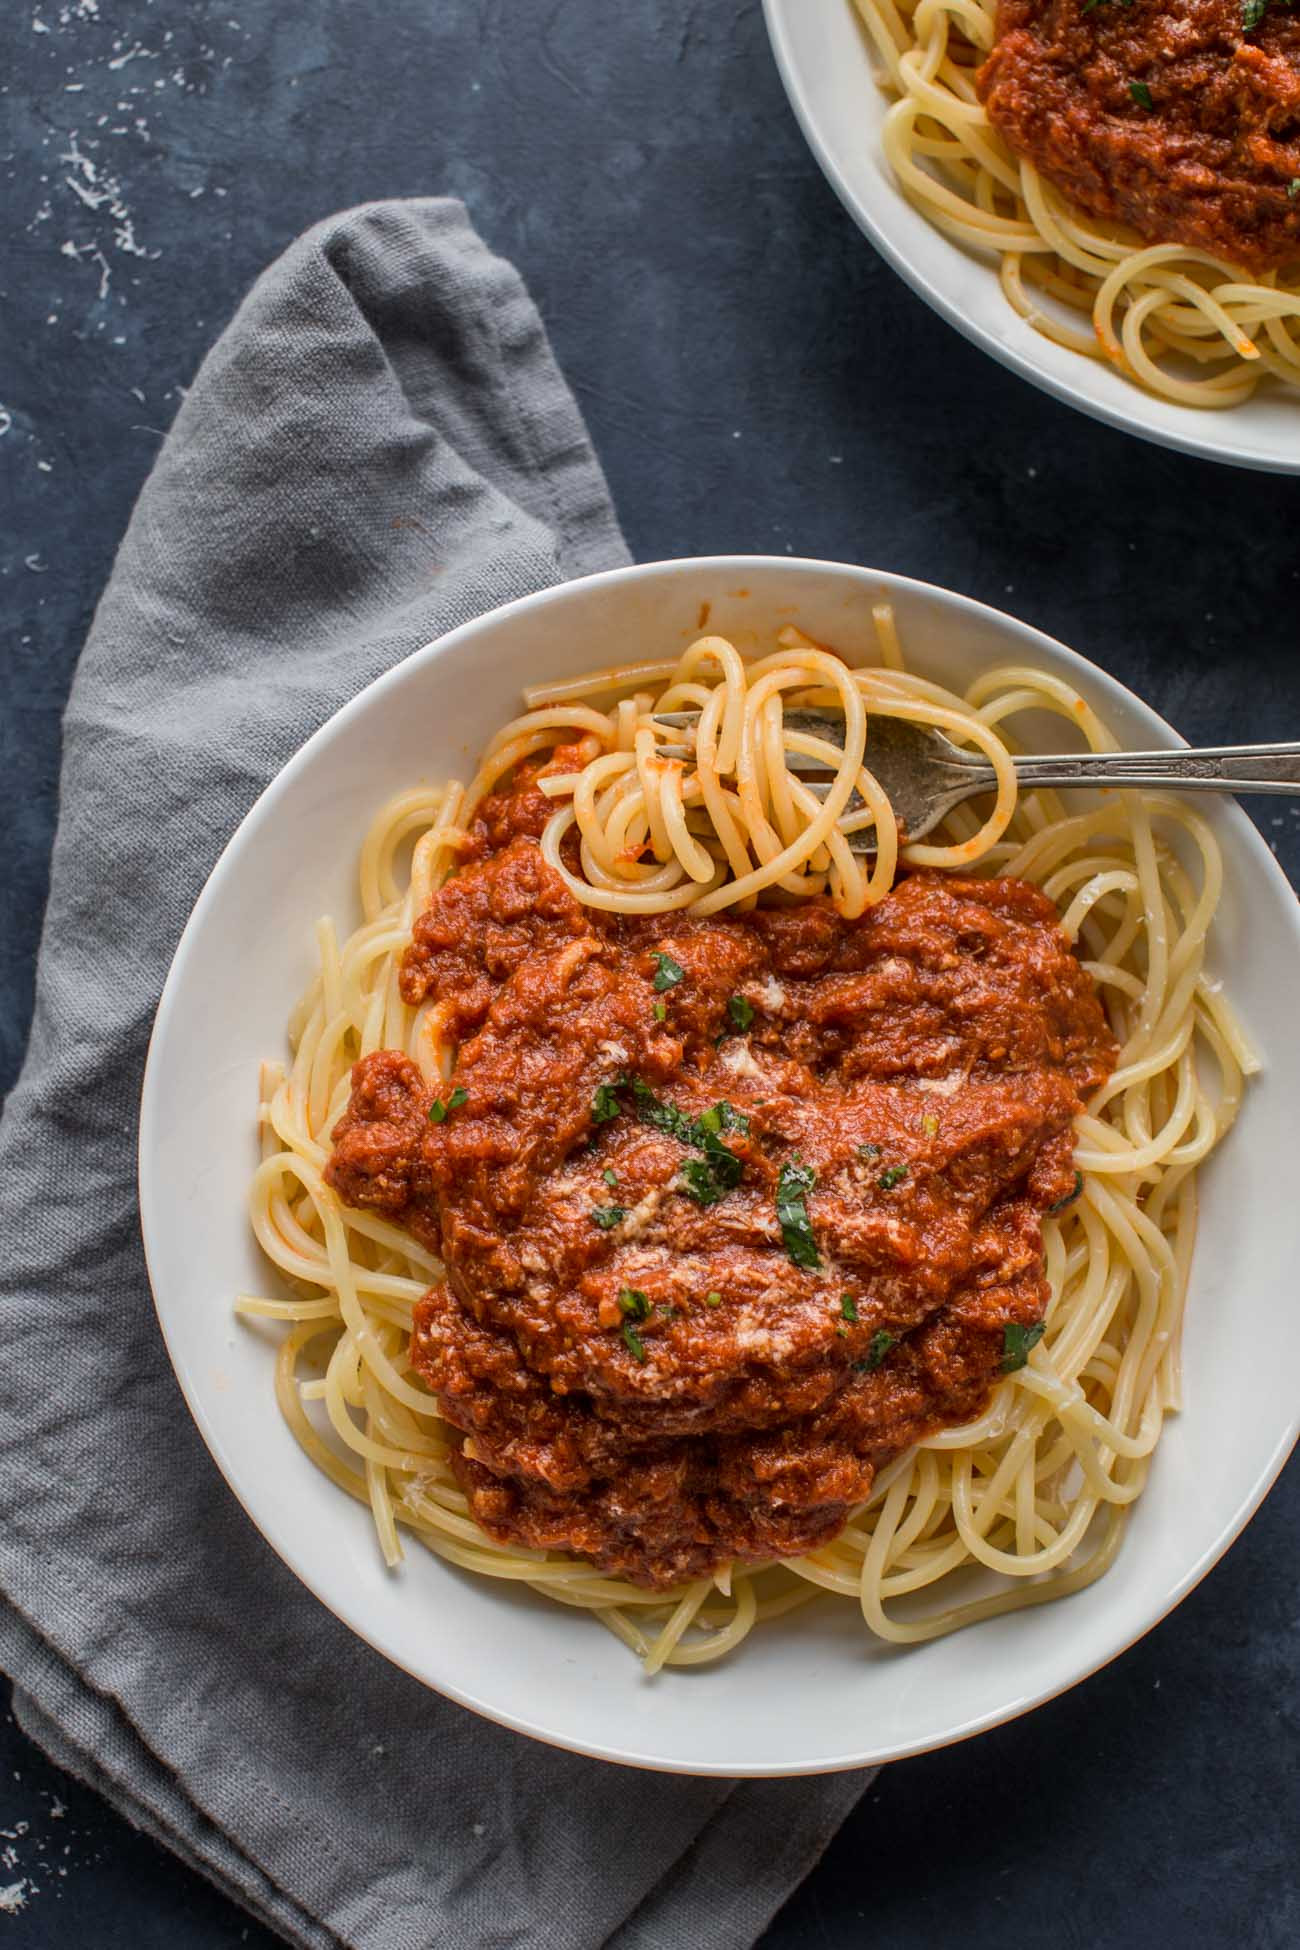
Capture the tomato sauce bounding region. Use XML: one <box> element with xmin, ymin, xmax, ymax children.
<box><xmin>979</xmin><ymin>0</ymin><xmax>1300</xmax><ymax>273</ymax></box>
<box><xmin>326</xmin><ymin>764</ymin><xmax>1116</xmax><ymax>1587</ymax></box>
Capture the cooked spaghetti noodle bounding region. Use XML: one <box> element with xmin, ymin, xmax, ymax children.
<box><xmin>850</xmin><ymin>0</ymin><xmax>1300</xmax><ymax>408</ymax></box>
<box><xmin>239</xmin><ymin>612</ymin><xmax>1252</xmax><ymax>1668</ymax></box>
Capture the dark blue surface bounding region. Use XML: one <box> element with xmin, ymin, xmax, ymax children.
<box><xmin>1</xmin><ymin>1</ymin><xmax>1296</xmax><ymax>1943</ymax></box>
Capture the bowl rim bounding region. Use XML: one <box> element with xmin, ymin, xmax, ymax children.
<box><xmin>760</xmin><ymin>0</ymin><xmax>1300</xmax><ymax>477</ymax></box>
<box><xmin>138</xmin><ymin>553</ymin><xmax>1300</xmax><ymax>1775</ymax></box>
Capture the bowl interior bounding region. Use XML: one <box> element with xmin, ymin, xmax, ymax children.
<box><xmin>140</xmin><ymin>556</ymin><xmax>1300</xmax><ymax>1774</ymax></box>
<box><xmin>762</xmin><ymin>0</ymin><xmax>1300</xmax><ymax>474</ymax></box>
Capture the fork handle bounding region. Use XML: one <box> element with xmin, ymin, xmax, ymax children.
<box><xmin>1006</xmin><ymin>742</ymin><xmax>1300</xmax><ymax>795</ymax></box>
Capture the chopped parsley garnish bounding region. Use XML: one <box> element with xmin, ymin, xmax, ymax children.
<box><xmin>1289</xmin><ymin>178</ymin><xmax>1300</xmax><ymax>199</ymax></box>
<box><xmin>1001</xmin><ymin>1320</ymin><xmax>1046</xmax><ymax>1373</ymax></box>
<box><xmin>651</xmin><ymin>951</ymin><xmax>685</xmax><ymax>992</ymax></box>
<box><xmin>679</xmin><ymin>1123</ymin><xmax>745</xmax><ymax>1204</ymax></box>
<box><xmin>625</xmin><ymin>1082</ymin><xmax>747</xmax><ymax>1205</ymax></box>
<box><xmin>1129</xmin><ymin>80</ymin><xmax>1153</xmax><ymax>109</ymax></box>
<box><xmin>603</xmin><ymin>1167</ymin><xmax>619</xmax><ymax>1187</ymax></box>
<box><xmin>1242</xmin><ymin>0</ymin><xmax>1300</xmax><ymax>26</ymax></box>
<box><xmin>591</xmin><ymin>1082</ymin><xmax>622</xmax><ymax>1124</ymax></box>
<box><xmin>590</xmin><ymin>1204</ymin><xmax>626</xmax><ymax>1230</ymax></box>
<box><xmin>1048</xmin><ymin>1170</ymin><xmax>1084</xmax><ymax>1215</ymax></box>
<box><xmin>680</xmin><ymin>1156</ymin><xmax>729</xmax><ymax>1206</ymax></box>
<box><xmin>705</xmin><ymin>1291</ymin><xmax>723</xmax><ymax>1307</ymax></box>
<box><xmin>628</xmin><ymin>1078</ymin><xmax>699</xmax><ymax>1146</ymax></box>
<box><xmin>1242</xmin><ymin>0</ymin><xmax>1300</xmax><ymax>30</ymax></box>
<box><xmin>855</xmin><ymin>1330</ymin><xmax>896</xmax><ymax>1374</ymax></box>
<box><xmin>698</xmin><ymin>1137</ymin><xmax>744</xmax><ymax>1189</ymax></box>
<box><xmin>857</xmin><ymin>1143</ymin><xmax>881</xmax><ymax>1160</ymax></box>
<box><xmin>427</xmin><ymin>1085</ymin><xmax>468</xmax><ymax>1124</ymax></box>
<box><xmin>590</xmin><ymin>1079</ymin><xmax>753</xmax><ymax>1207</ymax></box>
<box><xmin>877</xmin><ymin>1164</ymin><xmax>909</xmax><ymax>1191</ymax></box>
<box><xmin>727</xmin><ymin>993</ymin><xmax>755</xmax><ymax>1032</ymax></box>
<box><xmin>698</xmin><ymin>1101</ymin><xmax>750</xmax><ymax>1138</ymax></box>
<box><xmin>777</xmin><ymin>1157</ymin><xmax>821</xmax><ymax>1269</ymax></box>
<box><xmin>840</xmin><ymin>1293</ymin><xmax>858</xmax><ymax>1323</ymax></box>
<box><xmin>617</xmin><ymin>1288</ymin><xmax>650</xmax><ymax>1320</ymax></box>
<box><xmin>622</xmin><ymin>1322</ymin><xmax>647</xmax><ymax>1362</ymax></box>
<box><xmin>653</xmin><ymin>1000</ymin><xmax>667</xmax><ymax>1022</ymax></box>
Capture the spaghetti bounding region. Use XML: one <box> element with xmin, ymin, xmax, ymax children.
<box><xmin>850</xmin><ymin>0</ymin><xmax>1300</xmax><ymax>408</ymax></box>
<box><xmin>240</xmin><ymin>612</ymin><xmax>1252</xmax><ymax>1668</ymax></box>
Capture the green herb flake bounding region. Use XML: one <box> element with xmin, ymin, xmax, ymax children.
<box><xmin>617</xmin><ymin>1288</ymin><xmax>650</xmax><ymax>1320</ymax></box>
<box><xmin>777</xmin><ymin>1157</ymin><xmax>821</xmax><ymax>1269</ymax></box>
<box><xmin>679</xmin><ymin>1157</ymin><xmax>727</xmax><ymax>1206</ymax></box>
<box><xmin>591</xmin><ymin>1082</ymin><xmax>622</xmax><ymax>1124</ymax></box>
<box><xmin>426</xmin><ymin>1086</ymin><xmax>467</xmax><ymax>1124</ymax></box>
<box><xmin>1129</xmin><ymin>79</ymin><xmax>1153</xmax><ymax>109</ymax></box>
<box><xmin>590</xmin><ymin>1204</ymin><xmax>627</xmax><ymax>1231</ymax></box>
<box><xmin>702</xmin><ymin>1141</ymin><xmax>744</xmax><ymax>1190</ymax></box>
<box><xmin>627</xmin><ymin>1081</ymin><xmax>746</xmax><ymax>1205</ymax></box>
<box><xmin>1047</xmin><ymin>1170</ymin><xmax>1084</xmax><ymax>1216</ymax></box>
<box><xmin>857</xmin><ymin>1143</ymin><xmax>882</xmax><ymax>1160</ymax></box>
<box><xmin>628</xmin><ymin>1078</ymin><xmax>698</xmax><ymax>1146</ymax></box>
<box><xmin>921</xmin><ymin>1113</ymin><xmax>940</xmax><ymax>1137</ymax></box>
<box><xmin>877</xmin><ymin>1164</ymin><xmax>909</xmax><ymax>1191</ymax></box>
<box><xmin>705</xmin><ymin>1291</ymin><xmax>723</xmax><ymax>1308</ymax></box>
<box><xmin>840</xmin><ymin>1293</ymin><xmax>859</xmax><ymax>1323</ymax></box>
<box><xmin>1290</xmin><ymin>178</ymin><xmax>1300</xmax><ymax>199</ymax></box>
<box><xmin>653</xmin><ymin>1000</ymin><xmax>667</xmax><ymax>1022</ymax></box>
<box><xmin>1243</xmin><ymin>0</ymin><xmax>1269</xmax><ymax>26</ymax></box>
<box><xmin>603</xmin><ymin>1167</ymin><xmax>619</xmax><ymax>1187</ymax></box>
<box><xmin>651</xmin><ymin>951</ymin><xmax>685</xmax><ymax>992</ymax></box>
<box><xmin>855</xmin><ymin>1330</ymin><xmax>896</xmax><ymax>1374</ymax></box>
<box><xmin>698</xmin><ymin>1101</ymin><xmax>750</xmax><ymax>1139</ymax></box>
<box><xmin>622</xmin><ymin>1322</ymin><xmax>647</xmax><ymax>1363</ymax></box>
<box><xmin>727</xmin><ymin>993</ymin><xmax>755</xmax><ymax>1032</ymax></box>
<box><xmin>1001</xmin><ymin>1320</ymin><xmax>1046</xmax><ymax>1373</ymax></box>
<box><xmin>680</xmin><ymin>1135</ymin><xmax>745</xmax><ymax>1207</ymax></box>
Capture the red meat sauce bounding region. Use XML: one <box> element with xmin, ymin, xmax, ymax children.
<box><xmin>978</xmin><ymin>0</ymin><xmax>1300</xmax><ymax>273</ymax></box>
<box><xmin>324</xmin><ymin>752</ymin><xmax>1116</xmax><ymax>1589</ymax></box>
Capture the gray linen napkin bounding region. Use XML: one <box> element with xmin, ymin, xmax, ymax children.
<box><xmin>0</xmin><ymin>199</ymin><xmax>871</xmax><ymax>1949</ymax></box>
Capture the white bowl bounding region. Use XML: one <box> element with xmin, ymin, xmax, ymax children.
<box><xmin>762</xmin><ymin>0</ymin><xmax>1300</xmax><ymax>474</ymax></box>
<box><xmin>139</xmin><ymin>556</ymin><xmax>1300</xmax><ymax>1775</ymax></box>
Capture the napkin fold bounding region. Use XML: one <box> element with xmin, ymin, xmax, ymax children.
<box><xmin>0</xmin><ymin>198</ymin><xmax>870</xmax><ymax>1949</ymax></box>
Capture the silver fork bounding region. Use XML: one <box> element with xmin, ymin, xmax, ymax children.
<box><xmin>652</xmin><ymin>708</ymin><xmax>1300</xmax><ymax>850</ymax></box>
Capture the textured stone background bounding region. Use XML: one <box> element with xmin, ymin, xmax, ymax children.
<box><xmin>1</xmin><ymin>1</ymin><xmax>1296</xmax><ymax>1943</ymax></box>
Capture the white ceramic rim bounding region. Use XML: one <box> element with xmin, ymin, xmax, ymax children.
<box><xmin>139</xmin><ymin>556</ymin><xmax>1300</xmax><ymax>1775</ymax></box>
<box><xmin>761</xmin><ymin>0</ymin><xmax>1300</xmax><ymax>475</ymax></box>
